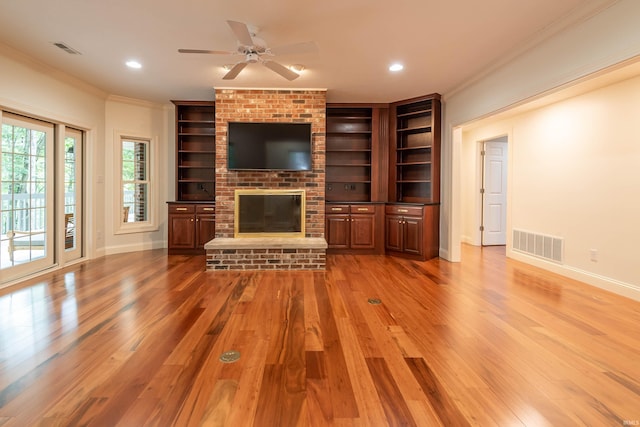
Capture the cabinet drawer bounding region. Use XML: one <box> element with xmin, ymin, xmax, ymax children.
<box><xmin>169</xmin><ymin>204</ymin><xmax>195</xmax><ymax>214</ymax></box>
<box><xmin>350</xmin><ymin>205</ymin><xmax>375</xmax><ymax>214</ymax></box>
<box><xmin>385</xmin><ymin>205</ymin><xmax>423</xmax><ymax>216</ymax></box>
<box><xmin>326</xmin><ymin>205</ymin><xmax>349</xmax><ymax>213</ymax></box>
<box><xmin>196</xmin><ymin>205</ymin><xmax>215</xmax><ymax>214</ymax></box>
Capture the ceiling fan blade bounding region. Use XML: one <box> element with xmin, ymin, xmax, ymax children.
<box><xmin>227</xmin><ymin>20</ymin><xmax>254</xmax><ymax>46</ymax></box>
<box><xmin>269</xmin><ymin>41</ymin><xmax>318</xmax><ymax>56</ymax></box>
<box><xmin>263</xmin><ymin>61</ymin><xmax>299</xmax><ymax>81</ymax></box>
<box><xmin>223</xmin><ymin>62</ymin><xmax>248</xmax><ymax>80</ymax></box>
<box><xmin>178</xmin><ymin>49</ymin><xmax>235</xmax><ymax>54</ymax></box>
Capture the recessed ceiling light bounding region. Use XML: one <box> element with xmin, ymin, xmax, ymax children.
<box><xmin>389</xmin><ymin>63</ymin><xmax>404</xmax><ymax>72</ymax></box>
<box><xmin>289</xmin><ymin>64</ymin><xmax>305</xmax><ymax>73</ymax></box>
<box><xmin>126</xmin><ymin>60</ymin><xmax>142</xmax><ymax>69</ymax></box>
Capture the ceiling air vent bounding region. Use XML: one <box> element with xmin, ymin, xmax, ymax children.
<box><xmin>53</xmin><ymin>42</ymin><xmax>82</xmax><ymax>55</ymax></box>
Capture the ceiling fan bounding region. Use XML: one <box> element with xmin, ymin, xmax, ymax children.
<box><xmin>178</xmin><ymin>20</ymin><xmax>318</xmax><ymax>81</ymax></box>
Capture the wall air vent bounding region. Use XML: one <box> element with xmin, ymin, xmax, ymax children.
<box><xmin>513</xmin><ymin>229</ymin><xmax>563</xmax><ymax>264</ymax></box>
<box><xmin>53</xmin><ymin>42</ymin><xmax>82</xmax><ymax>55</ymax></box>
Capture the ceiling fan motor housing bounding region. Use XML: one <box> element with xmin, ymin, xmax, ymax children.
<box><xmin>246</xmin><ymin>52</ymin><xmax>260</xmax><ymax>63</ymax></box>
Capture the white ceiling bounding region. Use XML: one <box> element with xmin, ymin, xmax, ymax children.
<box><xmin>0</xmin><ymin>0</ymin><xmax>615</xmax><ymax>104</ymax></box>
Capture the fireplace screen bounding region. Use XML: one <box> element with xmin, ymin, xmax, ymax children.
<box><xmin>234</xmin><ymin>189</ymin><xmax>305</xmax><ymax>238</ymax></box>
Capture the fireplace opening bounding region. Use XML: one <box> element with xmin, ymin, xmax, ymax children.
<box><xmin>234</xmin><ymin>189</ymin><xmax>306</xmax><ymax>238</ymax></box>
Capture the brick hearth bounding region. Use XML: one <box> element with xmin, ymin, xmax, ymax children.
<box><xmin>205</xmin><ymin>237</ymin><xmax>327</xmax><ymax>270</ymax></box>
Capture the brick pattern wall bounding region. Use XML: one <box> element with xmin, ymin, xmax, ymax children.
<box><xmin>207</xmin><ymin>248</ymin><xmax>326</xmax><ymax>270</ymax></box>
<box><xmin>214</xmin><ymin>89</ymin><xmax>327</xmax><ymax>238</ymax></box>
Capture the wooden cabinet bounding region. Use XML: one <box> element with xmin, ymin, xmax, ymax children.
<box><xmin>385</xmin><ymin>204</ymin><xmax>439</xmax><ymax>260</ymax></box>
<box><xmin>384</xmin><ymin>94</ymin><xmax>441</xmax><ymax>260</ymax></box>
<box><xmin>168</xmin><ymin>203</ymin><xmax>215</xmax><ymax>254</ymax></box>
<box><xmin>325</xmin><ymin>104</ymin><xmax>387</xmax><ymax>203</ymax></box>
<box><xmin>325</xmin><ymin>204</ymin><xmax>383</xmax><ymax>254</ymax></box>
<box><xmin>389</xmin><ymin>94</ymin><xmax>441</xmax><ymax>204</ymax></box>
<box><xmin>169</xmin><ymin>101</ymin><xmax>216</xmax><ymax>254</ymax></box>
<box><xmin>172</xmin><ymin>101</ymin><xmax>215</xmax><ymax>201</ymax></box>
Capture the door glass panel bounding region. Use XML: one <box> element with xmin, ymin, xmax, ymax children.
<box><xmin>1</xmin><ymin>115</ymin><xmax>53</xmax><ymax>277</ymax></box>
<box><xmin>63</xmin><ymin>127</ymin><xmax>82</xmax><ymax>261</ymax></box>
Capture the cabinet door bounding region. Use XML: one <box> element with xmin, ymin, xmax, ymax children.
<box><xmin>402</xmin><ymin>216</ymin><xmax>423</xmax><ymax>255</ymax></box>
<box><xmin>169</xmin><ymin>214</ymin><xmax>196</xmax><ymax>249</ymax></box>
<box><xmin>196</xmin><ymin>215</ymin><xmax>216</xmax><ymax>248</ymax></box>
<box><xmin>385</xmin><ymin>215</ymin><xmax>404</xmax><ymax>252</ymax></box>
<box><xmin>350</xmin><ymin>214</ymin><xmax>375</xmax><ymax>249</ymax></box>
<box><xmin>326</xmin><ymin>214</ymin><xmax>350</xmax><ymax>248</ymax></box>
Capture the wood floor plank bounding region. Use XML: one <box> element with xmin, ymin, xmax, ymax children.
<box><xmin>334</xmin><ymin>318</ymin><xmax>388</xmax><ymax>426</ymax></box>
<box><xmin>405</xmin><ymin>357</ymin><xmax>470</xmax><ymax>427</ymax></box>
<box><xmin>255</xmin><ymin>275</ymin><xmax>307</xmax><ymax>426</ymax></box>
<box><xmin>365</xmin><ymin>357</ymin><xmax>417</xmax><ymax>426</ymax></box>
<box><xmin>312</xmin><ymin>275</ymin><xmax>359</xmax><ymax>419</ymax></box>
<box><xmin>223</xmin><ymin>336</ymin><xmax>269</xmax><ymax>427</ymax></box>
<box><xmin>0</xmin><ymin>246</ymin><xmax>638</xmax><ymax>425</ymax></box>
<box><xmin>199</xmin><ymin>379</ymin><xmax>238</xmax><ymax>427</ymax></box>
<box><xmin>304</xmin><ymin>274</ymin><xmax>324</xmax><ymax>352</ymax></box>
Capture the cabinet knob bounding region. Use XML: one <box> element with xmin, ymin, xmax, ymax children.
<box><xmin>190</xmin><ymin>218</ymin><xmax>194</xmax><ymax>222</ymax></box>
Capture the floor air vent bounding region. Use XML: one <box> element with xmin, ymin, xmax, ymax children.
<box><xmin>513</xmin><ymin>229</ymin><xmax>563</xmax><ymax>264</ymax></box>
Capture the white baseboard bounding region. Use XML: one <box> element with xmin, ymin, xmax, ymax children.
<box><xmin>104</xmin><ymin>240</ymin><xmax>166</xmax><ymax>256</ymax></box>
<box><xmin>461</xmin><ymin>234</ymin><xmax>475</xmax><ymax>245</ymax></box>
<box><xmin>508</xmin><ymin>250</ymin><xmax>640</xmax><ymax>302</ymax></box>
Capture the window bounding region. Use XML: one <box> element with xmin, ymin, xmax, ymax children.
<box><xmin>117</xmin><ymin>134</ymin><xmax>156</xmax><ymax>233</ymax></box>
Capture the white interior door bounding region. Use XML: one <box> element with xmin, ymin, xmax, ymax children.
<box><xmin>482</xmin><ymin>139</ymin><xmax>507</xmax><ymax>246</ymax></box>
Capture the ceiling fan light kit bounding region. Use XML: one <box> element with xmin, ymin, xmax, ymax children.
<box><xmin>179</xmin><ymin>20</ymin><xmax>317</xmax><ymax>81</ymax></box>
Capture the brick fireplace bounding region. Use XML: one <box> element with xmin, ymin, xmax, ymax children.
<box><xmin>205</xmin><ymin>88</ymin><xmax>327</xmax><ymax>270</ymax></box>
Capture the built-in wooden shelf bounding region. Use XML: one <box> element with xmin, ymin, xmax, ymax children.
<box><xmin>172</xmin><ymin>101</ymin><xmax>216</xmax><ymax>202</ymax></box>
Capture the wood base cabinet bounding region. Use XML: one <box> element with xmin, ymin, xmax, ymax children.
<box><xmin>325</xmin><ymin>204</ymin><xmax>384</xmax><ymax>254</ymax></box>
<box><xmin>385</xmin><ymin>204</ymin><xmax>439</xmax><ymax>260</ymax></box>
<box><xmin>168</xmin><ymin>203</ymin><xmax>215</xmax><ymax>254</ymax></box>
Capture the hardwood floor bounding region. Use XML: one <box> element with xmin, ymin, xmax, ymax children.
<box><xmin>1</xmin><ymin>245</ymin><xmax>639</xmax><ymax>426</ymax></box>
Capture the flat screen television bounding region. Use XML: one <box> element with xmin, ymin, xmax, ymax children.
<box><xmin>227</xmin><ymin>122</ymin><xmax>312</xmax><ymax>171</ymax></box>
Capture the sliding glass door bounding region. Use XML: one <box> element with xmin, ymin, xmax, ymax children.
<box><xmin>1</xmin><ymin>113</ymin><xmax>54</xmax><ymax>281</ymax></box>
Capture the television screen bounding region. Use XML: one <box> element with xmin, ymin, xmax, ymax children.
<box><xmin>228</xmin><ymin>122</ymin><xmax>312</xmax><ymax>171</ymax></box>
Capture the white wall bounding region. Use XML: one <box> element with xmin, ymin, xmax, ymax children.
<box><xmin>104</xmin><ymin>97</ymin><xmax>171</xmax><ymax>255</ymax></box>
<box><xmin>442</xmin><ymin>0</ymin><xmax>640</xmax><ymax>268</ymax></box>
<box><xmin>461</xmin><ymin>75</ymin><xmax>640</xmax><ymax>299</ymax></box>
<box><xmin>0</xmin><ymin>43</ymin><xmax>107</xmax><ymax>261</ymax></box>
<box><xmin>0</xmin><ymin>43</ymin><xmax>170</xmax><ymax>265</ymax></box>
